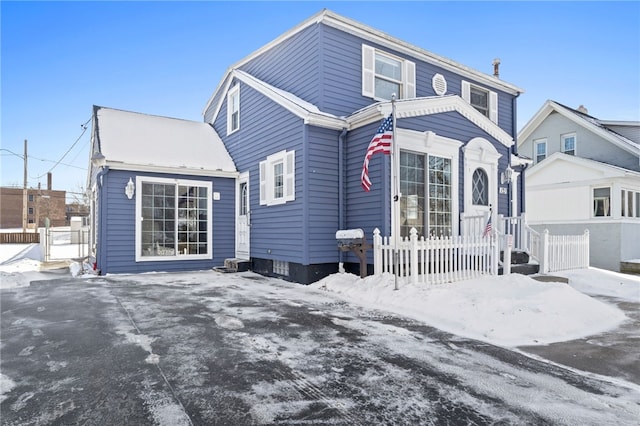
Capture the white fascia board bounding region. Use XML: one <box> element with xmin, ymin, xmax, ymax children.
<box><xmin>526</xmin><ymin>152</ymin><xmax>637</xmax><ymax>180</ymax></box>
<box><xmin>599</xmin><ymin>120</ymin><xmax>640</xmax><ymax>127</ymax></box>
<box><xmin>347</xmin><ymin>95</ymin><xmax>515</xmax><ymax>148</ymax></box>
<box><xmin>233</xmin><ymin>70</ymin><xmax>346</xmax><ymax>130</ymax></box>
<box><xmin>519</xmin><ymin>101</ymin><xmax>640</xmax><ymax>157</ymax></box>
<box><xmin>517</xmin><ymin>100</ymin><xmax>555</xmax><ymax>145</ymax></box>
<box><xmin>105</xmin><ymin>161</ymin><xmax>239</xmax><ymax>179</ymax></box>
<box><xmin>511</xmin><ymin>153</ymin><xmax>533</xmax><ymax>167</ymax></box>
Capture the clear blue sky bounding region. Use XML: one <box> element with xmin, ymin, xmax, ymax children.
<box><xmin>2</xmin><ymin>1</ymin><xmax>639</xmax><ymax>198</ymax></box>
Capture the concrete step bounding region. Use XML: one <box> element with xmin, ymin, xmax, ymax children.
<box><xmin>500</xmin><ymin>250</ymin><xmax>530</xmax><ymax>265</ymax></box>
<box><xmin>498</xmin><ymin>262</ymin><xmax>540</xmax><ymax>276</ymax></box>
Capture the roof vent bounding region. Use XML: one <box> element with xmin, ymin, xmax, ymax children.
<box><xmin>492</xmin><ymin>58</ymin><xmax>501</xmax><ymax>78</ymax></box>
<box><xmin>577</xmin><ymin>105</ymin><xmax>588</xmax><ymax>114</ymax></box>
<box><xmin>432</xmin><ymin>73</ymin><xmax>447</xmax><ymax>96</ymax></box>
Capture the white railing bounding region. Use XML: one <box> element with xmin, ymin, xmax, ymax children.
<box><xmin>373</xmin><ymin>228</ymin><xmax>498</xmax><ymax>285</ymax></box>
<box><xmin>539</xmin><ymin>229</ymin><xmax>590</xmax><ymax>273</ymax></box>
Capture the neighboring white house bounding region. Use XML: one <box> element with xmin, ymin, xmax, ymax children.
<box><xmin>518</xmin><ymin>100</ymin><xmax>640</xmax><ymax>272</ymax></box>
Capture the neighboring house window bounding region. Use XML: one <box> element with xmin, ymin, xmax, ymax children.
<box><xmin>259</xmin><ymin>150</ymin><xmax>295</xmax><ymax>206</ymax></box>
<box><xmin>622</xmin><ymin>190</ymin><xmax>640</xmax><ymax>218</ymax></box>
<box><xmin>28</xmin><ymin>194</ymin><xmax>34</xmax><ymax>202</ymax></box>
<box><xmin>472</xmin><ymin>168</ymin><xmax>489</xmax><ymax>206</ymax></box>
<box><xmin>400</xmin><ymin>151</ymin><xmax>452</xmax><ymax>237</ymax></box>
<box><xmin>362</xmin><ymin>44</ymin><xmax>416</xmax><ymax>100</ymax></box>
<box><xmin>28</xmin><ymin>207</ymin><xmax>34</xmax><ymax>215</ymax></box>
<box><xmin>227</xmin><ymin>84</ymin><xmax>240</xmax><ymax>135</ymax></box>
<box><xmin>135</xmin><ymin>177</ymin><xmax>212</xmax><ymax>261</ymax></box>
<box><xmin>561</xmin><ymin>133</ymin><xmax>576</xmax><ymax>155</ymax></box>
<box><xmin>534</xmin><ymin>139</ymin><xmax>547</xmax><ymax>163</ymax></box>
<box><xmin>462</xmin><ymin>81</ymin><xmax>498</xmax><ymax>123</ymax></box>
<box><xmin>593</xmin><ymin>187</ymin><xmax>611</xmax><ymax>217</ymax></box>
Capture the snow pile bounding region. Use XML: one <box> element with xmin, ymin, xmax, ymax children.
<box><xmin>312</xmin><ymin>271</ymin><xmax>634</xmax><ymax>347</ymax></box>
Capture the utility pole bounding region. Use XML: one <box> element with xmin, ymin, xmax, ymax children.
<box><xmin>22</xmin><ymin>139</ymin><xmax>27</xmax><ymax>233</ymax></box>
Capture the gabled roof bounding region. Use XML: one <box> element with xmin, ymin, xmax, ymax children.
<box><xmin>527</xmin><ymin>151</ymin><xmax>640</xmax><ymax>181</ymax></box>
<box><xmin>209</xmin><ymin>71</ymin><xmax>515</xmax><ymax>148</ymax></box>
<box><xmin>209</xmin><ymin>70</ymin><xmax>346</xmax><ymax>131</ymax></box>
<box><xmin>347</xmin><ymin>95</ymin><xmax>515</xmax><ymax>147</ymax></box>
<box><xmin>91</xmin><ymin>106</ymin><xmax>236</xmax><ymax>176</ymax></box>
<box><xmin>517</xmin><ymin>100</ymin><xmax>640</xmax><ymax>157</ymax></box>
<box><xmin>202</xmin><ymin>9</ymin><xmax>523</xmax><ymax>117</ymax></box>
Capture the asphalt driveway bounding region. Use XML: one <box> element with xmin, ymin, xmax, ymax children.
<box><xmin>1</xmin><ymin>271</ymin><xmax>639</xmax><ymax>425</ymax></box>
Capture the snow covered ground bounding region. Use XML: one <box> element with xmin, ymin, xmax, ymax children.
<box><xmin>1</xmin><ymin>242</ymin><xmax>638</xmax><ymax>348</ymax></box>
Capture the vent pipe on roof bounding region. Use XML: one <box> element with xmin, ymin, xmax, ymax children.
<box><xmin>47</xmin><ymin>172</ymin><xmax>52</xmax><ymax>190</ymax></box>
<box><xmin>492</xmin><ymin>58</ymin><xmax>501</xmax><ymax>78</ymax></box>
<box><xmin>577</xmin><ymin>105</ymin><xmax>588</xmax><ymax>114</ymax></box>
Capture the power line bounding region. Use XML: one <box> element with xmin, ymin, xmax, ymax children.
<box><xmin>34</xmin><ymin>116</ymin><xmax>91</xmax><ymax>179</ymax></box>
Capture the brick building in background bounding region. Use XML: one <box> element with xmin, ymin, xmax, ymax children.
<box><xmin>0</xmin><ymin>174</ymin><xmax>67</xmax><ymax>229</ymax></box>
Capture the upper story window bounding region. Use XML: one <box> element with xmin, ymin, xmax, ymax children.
<box><xmin>561</xmin><ymin>133</ymin><xmax>576</xmax><ymax>156</ymax></box>
<box><xmin>28</xmin><ymin>194</ymin><xmax>34</xmax><ymax>202</ymax></box>
<box><xmin>362</xmin><ymin>44</ymin><xmax>415</xmax><ymax>101</ymax></box>
<box><xmin>534</xmin><ymin>139</ymin><xmax>547</xmax><ymax>163</ymax></box>
<box><xmin>593</xmin><ymin>187</ymin><xmax>611</xmax><ymax>217</ymax></box>
<box><xmin>260</xmin><ymin>150</ymin><xmax>295</xmax><ymax>206</ymax></box>
<box><xmin>461</xmin><ymin>81</ymin><xmax>498</xmax><ymax>124</ymax></box>
<box><xmin>227</xmin><ymin>84</ymin><xmax>240</xmax><ymax>135</ymax></box>
<box><xmin>471</xmin><ymin>168</ymin><xmax>489</xmax><ymax>206</ymax></box>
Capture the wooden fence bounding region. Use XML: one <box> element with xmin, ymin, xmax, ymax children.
<box><xmin>373</xmin><ymin>228</ymin><xmax>498</xmax><ymax>285</ymax></box>
<box><xmin>533</xmin><ymin>229</ymin><xmax>590</xmax><ymax>273</ymax></box>
<box><xmin>0</xmin><ymin>232</ymin><xmax>40</xmax><ymax>244</ymax></box>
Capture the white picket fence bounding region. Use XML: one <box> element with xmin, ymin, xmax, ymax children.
<box><xmin>373</xmin><ymin>228</ymin><xmax>498</xmax><ymax>285</ymax></box>
<box><xmin>529</xmin><ymin>229</ymin><xmax>590</xmax><ymax>273</ymax></box>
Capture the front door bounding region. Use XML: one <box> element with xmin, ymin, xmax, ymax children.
<box><xmin>236</xmin><ymin>173</ymin><xmax>250</xmax><ymax>259</ymax></box>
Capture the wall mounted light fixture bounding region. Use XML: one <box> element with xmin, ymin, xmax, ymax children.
<box><xmin>125</xmin><ymin>178</ymin><xmax>135</xmax><ymax>199</ymax></box>
<box><xmin>501</xmin><ymin>165</ymin><xmax>513</xmax><ymax>185</ymax></box>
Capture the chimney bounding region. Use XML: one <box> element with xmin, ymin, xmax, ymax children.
<box><xmin>47</xmin><ymin>172</ymin><xmax>52</xmax><ymax>190</ymax></box>
<box><xmin>577</xmin><ymin>105</ymin><xmax>588</xmax><ymax>114</ymax></box>
<box><xmin>492</xmin><ymin>58</ymin><xmax>501</xmax><ymax>78</ymax></box>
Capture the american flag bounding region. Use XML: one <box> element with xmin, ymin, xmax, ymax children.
<box><xmin>482</xmin><ymin>215</ymin><xmax>492</xmax><ymax>237</ymax></box>
<box><xmin>361</xmin><ymin>114</ymin><xmax>393</xmax><ymax>192</ymax></box>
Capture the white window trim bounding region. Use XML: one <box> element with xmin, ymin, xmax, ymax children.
<box><xmin>362</xmin><ymin>44</ymin><xmax>416</xmax><ymax>101</ymax></box>
<box><xmin>259</xmin><ymin>150</ymin><xmax>295</xmax><ymax>206</ymax></box>
<box><xmin>227</xmin><ymin>84</ymin><xmax>240</xmax><ymax>135</ymax></box>
<box><xmin>561</xmin><ymin>132</ymin><xmax>576</xmax><ymax>155</ymax></box>
<box><xmin>592</xmin><ymin>186</ymin><xmax>611</xmax><ymax>218</ymax></box>
<box><xmin>397</xmin><ymin>128</ymin><xmax>461</xmax><ymax>236</ymax></box>
<box><xmin>461</xmin><ymin>80</ymin><xmax>498</xmax><ymax>124</ymax></box>
<box><xmin>463</xmin><ymin>137</ymin><xmax>501</xmax><ymax>218</ymax></box>
<box><xmin>534</xmin><ymin>138</ymin><xmax>547</xmax><ymax>163</ymax></box>
<box><xmin>135</xmin><ymin>176</ymin><xmax>213</xmax><ymax>262</ymax></box>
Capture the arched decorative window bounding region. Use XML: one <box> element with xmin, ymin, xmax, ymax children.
<box><xmin>472</xmin><ymin>168</ymin><xmax>489</xmax><ymax>206</ymax></box>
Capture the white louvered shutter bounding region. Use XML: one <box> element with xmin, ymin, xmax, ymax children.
<box><xmin>404</xmin><ymin>60</ymin><xmax>416</xmax><ymax>99</ymax></box>
<box><xmin>461</xmin><ymin>81</ymin><xmax>471</xmax><ymax>103</ymax></box>
<box><xmin>362</xmin><ymin>45</ymin><xmax>375</xmax><ymax>98</ymax></box>
<box><xmin>284</xmin><ymin>150</ymin><xmax>295</xmax><ymax>202</ymax></box>
<box><xmin>489</xmin><ymin>91</ymin><xmax>498</xmax><ymax>123</ymax></box>
<box><xmin>259</xmin><ymin>160</ymin><xmax>267</xmax><ymax>205</ymax></box>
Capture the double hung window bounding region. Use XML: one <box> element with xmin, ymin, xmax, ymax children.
<box><xmin>561</xmin><ymin>133</ymin><xmax>576</xmax><ymax>155</ymax></box>
<box><xmin>227</xmin><ymin>85</ymin><xmax>240</xmax><ymax>135</ymax></box>
<box><xmin>461</xmin><ymin>81</ymin><xmax>498</xmax><ymax>123</ymax></box>
<box><xmin>362</xmin><ymin>45</ymin><xmax>415</xmax><ymax>100</ymax></box>
<box><xmin>259</xmin><ymin>150</ymin><xmax>295</xmax><ymax>206</ymax></box>
<box><xmin>534</xmin><ymin>139</ymin><xmax>547</xmax><ymax>163</ymax></box>
<box><xmin>593</xmin><ymin>187</ymin><xmax>611</xmax><ymax>217</ymax></box>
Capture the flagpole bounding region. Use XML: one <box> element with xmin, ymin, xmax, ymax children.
<box><xmin>391</xmin><ymin>95</ymin><xmax>400</xmax><ymax>291</ymax></box>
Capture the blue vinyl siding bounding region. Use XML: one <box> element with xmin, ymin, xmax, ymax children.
<box><xmin>96</xmin><ymin>169</ymin><xmax>234</xmax><ymax>274</ymax></box>
<box><xmin>214</xmin><ymin>82</ymin><xmax>307</xmax><ymax>265</ymax></box>
<box><xmin>240</xmin><ymin>24</ymin><xmax>321</xmax><ymax>108</ymax></box>
<box><xmin>306</xmin><ymin>126</ymin><xmax>341</xmax><ymax>263</ymax></box>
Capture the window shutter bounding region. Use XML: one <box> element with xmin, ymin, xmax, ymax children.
<box><xmin>489</xmin><ymin>91</ymin><xmax>498</xmax><ymax>123</ymax></box>
<box><xmin>259</xmin><ymin>160</ymin><xmax>267</xmax><ymax>205</ymax></box>
<box><xmin>461</xmin><ymin>81</ymin><xmax>470</xmax><ymax>103</ymax></box>
<box><xmin>362</xmin><ymin>45</ymin><xmax>375</xmax><ymax>98</ymax></box>
<box><xmin>284</xmin><ymin>150</ymin><xmax>295</xmax><ymax>202</ymax></box>
<box><xmin>404</xmin><ymin>60</ymin><xmax>416</xmax><ymax>99</ymax></box>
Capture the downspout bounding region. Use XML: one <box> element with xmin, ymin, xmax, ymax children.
<box><xmin>96</xmin><ymin>166</ymin><xmax>109</xmax><ymax>274</ymax></box>
<box><xmin>338</xmin><ymin>128</ymin><xmax>348</xmax><ymax>265</ymax></box>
